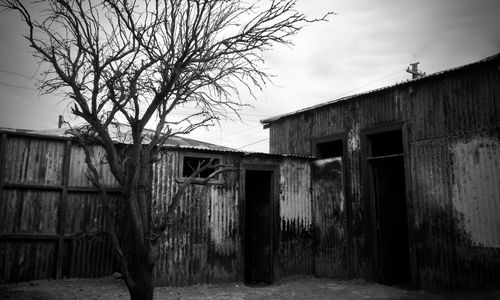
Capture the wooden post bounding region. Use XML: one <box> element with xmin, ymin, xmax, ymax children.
<box><xmin>56</xmin><ymin>140</ymin><xmax>72</xmax><ymax>279</ymax></box>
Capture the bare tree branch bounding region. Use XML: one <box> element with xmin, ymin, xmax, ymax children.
<box><xmin>1</xmin><ymin>0</ymin><xmax>331</xmax><ymax>298</ymax></box>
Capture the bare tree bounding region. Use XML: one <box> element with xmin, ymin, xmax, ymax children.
<box><xmin>0</xmin><ymin>0</ymin><xmax>331</xmax><ymax>299</ymax></box>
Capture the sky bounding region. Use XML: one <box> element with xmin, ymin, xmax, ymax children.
<box><xmin>1</xmin><ymin>0</ymin><xmax>500</xmax><ymax>152</ymax></box>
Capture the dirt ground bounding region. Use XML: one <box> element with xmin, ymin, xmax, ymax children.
<box><xmin>1</xmin><ymin>276</ymin><xmax>498</xmax><ymax>300</ymax></box>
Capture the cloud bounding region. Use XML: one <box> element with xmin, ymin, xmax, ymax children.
<box><xmin>1</xmin><ymin>0</ymin><xmax>500</xmax><ymax>152</ymax></box>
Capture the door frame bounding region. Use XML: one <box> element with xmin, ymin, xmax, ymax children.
<box><xmin>360</xmin><ymin>122</ymin><xmax>418</xmax><ymax>287</ymax></box>
<box><xmin>312</xmin><ymin>132</ymin><xmax>354</xmax><ymax>278</ymax></box>
<box><xmin>239</xmin><ymin>163</ymin><xmax>280</xmax><ymax>284</ymax></box>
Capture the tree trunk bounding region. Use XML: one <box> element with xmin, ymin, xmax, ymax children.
<box><xmin>122</xmin><ymin>168</ymin><xmax>158</xmax><ymax>300</ymax></box>
<box><xmin>129</xmin><ymin>263</ymin><xmax>155</xmax><ymax>300</ymax></box>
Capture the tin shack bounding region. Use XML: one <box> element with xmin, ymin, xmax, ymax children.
<box><xmin>261</xmin><ymin>53</ymin><xmax>500</xmax><ymax>291</ymax></box>
<box><xmin>0</xmin><ymin>127</ymin><xmax>317</xmax><ymax>286</ymax></box>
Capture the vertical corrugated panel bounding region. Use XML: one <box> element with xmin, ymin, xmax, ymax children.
<box><xmin>3</xmin><ymin>136</ymin><xmax>65</xmax><ymax>185</ymax></box>
<box><xmin>0</xmin><ymin>189</ymin><xmax>60</xmax><ymax>234</ymax></box>
<box><xmin>406</xmin><ymin>80</ymin><xmax>446</xmax><ymax>140</ymax></box>
<box><xmin>67</xmin><ymin>192</ymin><xmax>121</xmax><ymax>225</ymax></box>
<box><xmin>68</xmin><ymin>145</ymin><xmax>119</xmax><ymax>187</ymax></box>
<box><xmin>152</xmin><ymin>150</ymin><xmax>239</xmax><ymax>286</ymax></box>
<box><xmin>64</xmin><ymin>192</ymin><xmax>120</xmax><ymax>278</ymax></box>
<box><xmin>68</xmin><ymin>232</ymin><xmax>114</xmax><ymax>278</ymax></box>
<box><xmin>0</xmin><ymin>134</ymin><xmax>120</xmax><ymax>283</ymax></box>
<box><xmin>345</xmin><ymin>102</ymin><xmax>364</xmax><ymax>277</ymax></box>
<box><xmin>444</xmin><ymin>71</ymin><xmax>498</xmax><ymax>136</ymax></box>
<box><xmin>450</xmin><ymin>134</ymin><xmax>500</xmax><ymax>289</ymax></box>
<box><xmin>278</xmin><ymin>158</ymin><xmax>314</xmax><ymax>278</ymax></box>
<box><xmin>410</xmin><ymin>138</ymin><xmax>455</xmax><ymax>290</ymax></box>
<box><xmin>312</xmin><ymin>157</ymin><xmax>346</xmax><ymax>278</ymax></box>
<box><xmin>267</xmin><ymin>62</ymin><xmax>500</xmax><ymax>291</ymax></box>
<box><xmin>0</xmin><ymin>241</ymin><xmax>57</xmax><ymax>283</ymax></box>
<box><xmin>65</xmin><ymin>193</ymin><xmax>107</xmax><ymax>234</ymax></box>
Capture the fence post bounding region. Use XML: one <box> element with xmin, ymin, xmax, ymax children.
<box><xmin>56</xmin><ymin>139</ymin><xmax>72</xmax><ymax>279</ymax></box>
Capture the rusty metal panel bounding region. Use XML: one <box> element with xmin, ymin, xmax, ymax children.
<box><xmin>265</xmin><ymin>57</ymin><xmax>500</xmax><ymax>291</ymax></box>
<box><xmin>312</xmin><ymin>157</ymin><xmax>347</xmax><ymax>277</ymax></box>
<box><xmin>68</xmin><ymin>145</ymin><xmax>119</xmax><ymax>187</ymax></box>
<box><xmin>0</xmin><ymin>133</ymin><xmax>121</xmax><ymax>283</ymax></box>
<box><xmin>450</xmin><ymin>134</ymin><xmax>500</xmax><ymax>290</ymax></box>
<box><xmin>66</xmin><ymin>233</ymin><xmax>115</xmax><ymax>278</ymax></box>
<box><xmin>346</xmin><ymin>120</ymin><xmax>364</xmax><ymax>277</ymax></box>
<box><xmin>443</xmin><ymin>71</ymin><xmax>499</xmax><ymax>136</ymax></box>
<box><xmin>450</xmin><ymin>135</ymin><xmax>500</xmax><ymax>248</ymax></box>
<box><xmin>65</xmin><ymin>193</ymin><xmax>107</xmax><ymax>234</ymax></box>
<box><xmin>278</xmin><ymin>158</ymin><xmax>314</xmax><ymax>278</ymax></box>
<box><xmin>410</xmin><ymin>138</ymin><xmax>457</xmax><ymax>290</ymax></box>
<box><xmin>269</xmin><ymin>115</ymin><xmax>312</xmax><ymax>156</ymax></box>
<box><xmin>3</xmin><ymin>136</ymin><xmax>65</xmax><ymax>186</ymax></box>
<box><xmin>358</xmin><ymin>90</ymin><xmax>403</xmax><ymax>129</ymax></box>
<box><xmin>152</xmin><ymin>150</ymin><xmax>240</xmax><ymax>286</ymax></box>
<box><xmin>0</xmin><ymin>241</ymin><xmax>57</xmax><ymax>283</ymax></box>
<box><xmin>0</xmin><ymin>189</ymin><xmax>60</xmax><ymax>234</ymax></box>
<box><xmin>63</xmin><ymin>192</ymin><xmax>121</xmax><ymax>279</ymax></box>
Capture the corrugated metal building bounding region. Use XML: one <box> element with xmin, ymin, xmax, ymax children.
<box><xmin>261</xmin><ymin>53</ymin><xmax>500</xmax><ymax>291</ymax></box>
<box><xmin>0</xmin><ymin>128</ymin><xmax>320</xmax><ymax>286</ymax></box>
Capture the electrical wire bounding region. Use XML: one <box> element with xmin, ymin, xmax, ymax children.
<box><xmin>0</xmin><ymin>80</ymin><xmax>37</xmax><ymax>91</ymax></box>
<box><xmin>236</xmin><ymin>137</ymin><xmax>269</xmax><ymax>150</ymax></box>
<box><xmin>0</xmin><ymin>70</ymin><xmax>35</xmax><ymax>80</ymax></box>
<box><xmin>333</xmin><ymin>69</ymin><xmax>404</xmax><ymax>99</ymax></box>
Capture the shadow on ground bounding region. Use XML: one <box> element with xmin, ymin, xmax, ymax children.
<box><xmin>1</xmin><ymin>276</ymin><xmax>499</xmax><ymax>299</ymax></box>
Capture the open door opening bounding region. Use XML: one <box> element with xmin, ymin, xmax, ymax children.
<box><xmin>367</xmin><ymin>129</ymin><xmax>411</xmax><ymax>286</ymax></box>
<box><xmin>244</xmin><ymin>170</ymin><xmax>273</xmax><ymax>284</ymax></box>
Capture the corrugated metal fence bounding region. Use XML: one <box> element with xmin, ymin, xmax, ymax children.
<box><xmin>0</xmin><ymin>131</ymin><xmax>120</xmax><ymax>283</ymax></box>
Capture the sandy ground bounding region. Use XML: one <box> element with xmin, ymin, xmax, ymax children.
<box><xmin>0</xmin><ymin>276</ymin><xmax>498</xmax><ymax>300</ymax></box>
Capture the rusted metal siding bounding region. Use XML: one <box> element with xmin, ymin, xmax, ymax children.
<box><xmin>450</xmin><ymin>133</ymin><xmax>500</xmax><ymax>290</ymax></box>
<box><xmin>3</xmin><ymin>136</ymin><xmax>65</xmax><ymax>186</ymax></box>
<box><xmin>69</xmin><ymin>145</ymin><xmax>119</xmax><ymax>187</ymax></box>
<box><xmin>278</xmin><ymin>158</ymin><xmax>314</xmax><ymax>278</ymax></box>
<box><xmin>0</xmin><ymin>190</ymin><xmax>60</xmax><ymax>234</ymax></box>
<box><xmin>410</xmin><ymin>138</ymin><xmax>456</xmax><ymax>290</ymax></box>
<box><xmin>64</xmin><ymin>192</ymin><xmax>121</xmax><ymax>278</ymax></box>
<box><xmin>266</xmin><ymin>57</ymin><xmax>500</xmax><ymax>290</ymax></box>
<box><xmin>152</xmin><ymin>150</ymin><xmax>240</xmax><ymax>286</ymax></box>
<box><xmin>450</xmin><ymin>135</ymin><xmax>500</xmax><ymax>248</ymax></box>
<box><xmin>0</xmin><ymin>132</ymin><xmax>119</xmax><ymax>283</ymax></box>
<box><xmin>312</xmin><ymin>158</ymin><xmax>347</xmax><ymax>277</ymax></box>
<box><xmin>0</xmin><ymin>241</ymin><xmax>57</xmax><ymax>282</ymax></box>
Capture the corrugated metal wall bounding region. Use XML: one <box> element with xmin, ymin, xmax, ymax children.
<box><xmin>152</xmin><ymin>150</ymin><xmax>240</xmax><ymax>286</ymax></box>
<box><xmin>0</xmin><ymin>133</ymin><xmax>120</xmax><ymax>283</ymax></box>
<box><xmin>1</xmin><ymin>132</ymin><xmax>318</xmax><ymax>286</ymax></box>
<box><xmin>277</xmin><ymin>158</ymin><xmax>314</xmax><ymax>278</ymax></box>
<box><xmin>312</xmin><ymin>158</ymin><xmax>347</xmax><ymax>278</ymax></box>
<box><xmin>266</xmin><ymin>58</ymin><xmax>500</xmax><ymax>290</ymax></box>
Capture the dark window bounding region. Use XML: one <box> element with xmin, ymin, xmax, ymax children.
<box><xmin>368</xmin><ymin>130</ymin><xmax>403</xmax><ymax>157</ymax></box>
<box><xmin>182</xmin><ymin>156</ymin><xmax>220</xmax><ymax>179</ymax></box>
<box><xmin>316</xmin><ymin>139</ymin><xmax>343</xmax><ymax>158</ymax></box>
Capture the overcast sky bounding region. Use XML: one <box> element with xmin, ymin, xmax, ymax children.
<box><xmin>1</xmin><ymin>0</ymin><xmax>499</xmax><ymax>152</ymax></box>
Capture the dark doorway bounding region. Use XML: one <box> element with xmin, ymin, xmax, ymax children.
<box><xmin>367</xmin><ymin>129</ymin><xmax>411</xmax><ymax>285</ymax></box>
<box><xmin>244</xmin><ymin>170</ymin><xmax>273</xmax><ymax>284</ymax></box>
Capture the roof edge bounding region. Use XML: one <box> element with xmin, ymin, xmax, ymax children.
<box><xmin>261</xmin><ymin>51</ymin><xmax>500</xmax><ymax>125</ymax></box>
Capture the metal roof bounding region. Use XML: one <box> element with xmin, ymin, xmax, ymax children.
<box><xmin>31</xmin><ymin>126</ymin><xmax>238</xmax><ymax>152</ymax></box>
<box><xmin>261</xmin><ymin>52</ymin><xmax>500</xmax><ymax>125</ymax></box>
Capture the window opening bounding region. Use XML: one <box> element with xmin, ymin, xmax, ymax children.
<box><xmin>368</xmin><ymin>130</ymin><xmax>403</xmax><ymax>157</ymax></box>
<box><xmin>182</xmin><ymin>156</ymin><xmax>219</xmax><ymax>179</ymax></box>
<box><xmin>316</xmin><ymin>139</ymin><xmax>343</xmax><ymax>158</ymax></box>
